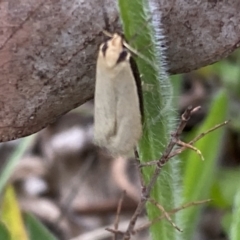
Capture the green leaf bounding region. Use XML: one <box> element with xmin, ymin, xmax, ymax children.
<box><xmin>0</xmin><ymin>222</ymin><xmax>11</xmax><ymax>240</ymax></box>
<box><xmin>210</xmin><ymin>182</ymin><xmax>229</xmax><ymax>209</ymax></box>
<box><xmin>230</xmin><ymin>187</ymin><xmax>240</xmax><ymax>240</ymax></box>
<box><xmin>118</xmin><ymin>1</ymin><xmax>182</xmax><ymax>240</ymax></box>
<box><xmin>25</xmin><ymin>213</ymin><xmax>57</xmax><ymax>240</ymax></box>
<box><xmin>0</xmin><ymin>135</ymin><xmax>35</xmax><ymax>194</ymax></box>
<box><xmin>0</xmin><ymin>185</ymin><xmax>28</xmax><ymax>240</ymax></box>
<box><xmin>213</xmin><ymin>168</ymin><xmax>240</xmax><ymax>208</ymax></box>
<box><xmin>182</xmin><ymin>90</ymin><xmax>228</xmax><ymax>239</ymax></box>
<box><xmin>222</xmin><ymin>212</ymin><xmax>232</xmax><ymax>237</ymax></box>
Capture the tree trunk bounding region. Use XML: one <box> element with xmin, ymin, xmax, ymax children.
<box><xmin>0</xmin><ymin>0</ymin><xmax>240</xmax><ymax>142</ymax></box>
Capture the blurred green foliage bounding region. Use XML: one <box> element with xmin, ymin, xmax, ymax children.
<box><xmin>118</xmin><ymin>0</ymin><xmax>240</xmax><ymax>239</ymax></box>
<box><xmin>0</xmin><ymin>221</ymin><xmax>11</xmax><ymax>240</ymax></box>
<box><xmin>25</xmin><ymin>214</ymin><xmax>57</xmax><ymax>240</ymax></box>
<box><xmin>182</xmin><ymin>90</ymin><xmax>228</xmax><ymax>239</ymax></box>
<box><xmin>173</xmin><ymin>49</ymin><xmax>240</xmax><ymax>239</ymax></box>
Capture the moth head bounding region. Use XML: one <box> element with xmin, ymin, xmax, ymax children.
<box><xmin>99</xmin><ymin>33</ymin><xmax>130</xmax><ymax>69</ymax></box>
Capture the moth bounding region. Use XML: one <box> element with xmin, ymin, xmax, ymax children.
<box><xmin>94</xmin><ymin>33</ymin><xmax>143</xmax><ymax>156</ymax></box>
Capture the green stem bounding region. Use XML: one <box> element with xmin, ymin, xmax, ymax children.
<box><xmin>118</xmin><ymin>1</ymin><xmax>182</xmax><ymax>239</ymax></box>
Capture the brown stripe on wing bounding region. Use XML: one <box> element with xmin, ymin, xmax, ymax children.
<box><xmin>129</xmin><ymin>57</ymin><xmax>144</xmax><ymax>123</ymax></box>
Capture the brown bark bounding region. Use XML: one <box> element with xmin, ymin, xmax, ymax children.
<box><xmin>0</xmin><ymin>0</ymin><xmax>240</xmax><ymax>142</ymax></box>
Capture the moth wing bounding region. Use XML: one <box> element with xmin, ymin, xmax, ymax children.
<box><xmin>108</xmin><ymin>62</ymin><xmax>142</xmax><ymax>155</ymax></box>
<box><xmin>94</xmin><ymin>62</ymin><xmax>117</xmax><ymax>147</ymax></box>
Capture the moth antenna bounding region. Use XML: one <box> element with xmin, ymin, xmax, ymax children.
<box><xmin>101</xmin><ymin>1</ymin><xmax>111</xmax><ymax>32</ymax></box>
<box><xmin>123</xmin><ymin>41</ymin><xmax>153</xmax><ymax>67</ymax></box>
<box><xmin>102</xmin><ymin>30</ymin><xmax>153</xmax><ymax>67</ymax></box>
<box><xmin>102</xmin><ymin>29</ymin><xmax>113</xmax><ymax>38</ymax></box>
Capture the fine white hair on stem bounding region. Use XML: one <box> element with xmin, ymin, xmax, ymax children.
<box><xmin>147</xmin><ymin>0</ymin><xmax>174</xmax><ymax>127</ymax></box>
<box><xmin>148</xmin><ymin>1</ymin><xmax>183</xmax><ymax>238</ymax></box>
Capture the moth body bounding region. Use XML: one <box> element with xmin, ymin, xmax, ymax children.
<box><xmin>94</xmin><ymin>34</ymin><xmax>142</xmax><ymax>156</ymax></box>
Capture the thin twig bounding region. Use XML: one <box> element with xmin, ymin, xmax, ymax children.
<box><xmin>134</xmin><ymin>149</ymin><xmax>146</xmax><ymax>192</ymax></box>
<box><xmin>123</xmin><ymin>106</ymin><xmax>198</xmax><ymax>239</ymax></box>
<box><xmin>74</xmin><ymin>217</ymin><xmax>146</xmax><ymax>240</ymax></box>
<box><xmin>132</xmin><ymin>199</ymin><xmax>211</xmax><ymax>234</ymax></box>
<box><xmin>176</xmin><ymin>139</ymin><xmax>204</xmax><ymax>161</ymax></box>
<box><xmin>106</xmin><ymin>199</ymin><xmax>211</xmax><ymax>237</ymax></box>
<box><xmin>140</xmin><ymin>120</ymin><xmax>229</xmax><ymax>167</ymax></box>
<box><xmin>168</xmin><ymin>120</ymin><xmax>229</xmax><ymax>159</ymax></box>
<box><xmin>149</xmin><ymin>198</ymin><xmax>182</xmax><ymax>232</ymax></box>
<box><xmin>113</xmin><ymin>191</ymin><xmax>126</xmax><ymax>240</ymax></box>
<box><xmin>56</xmin><ymin>154</ymin><xmax>95</xmax><ymax>225</ymax></box>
